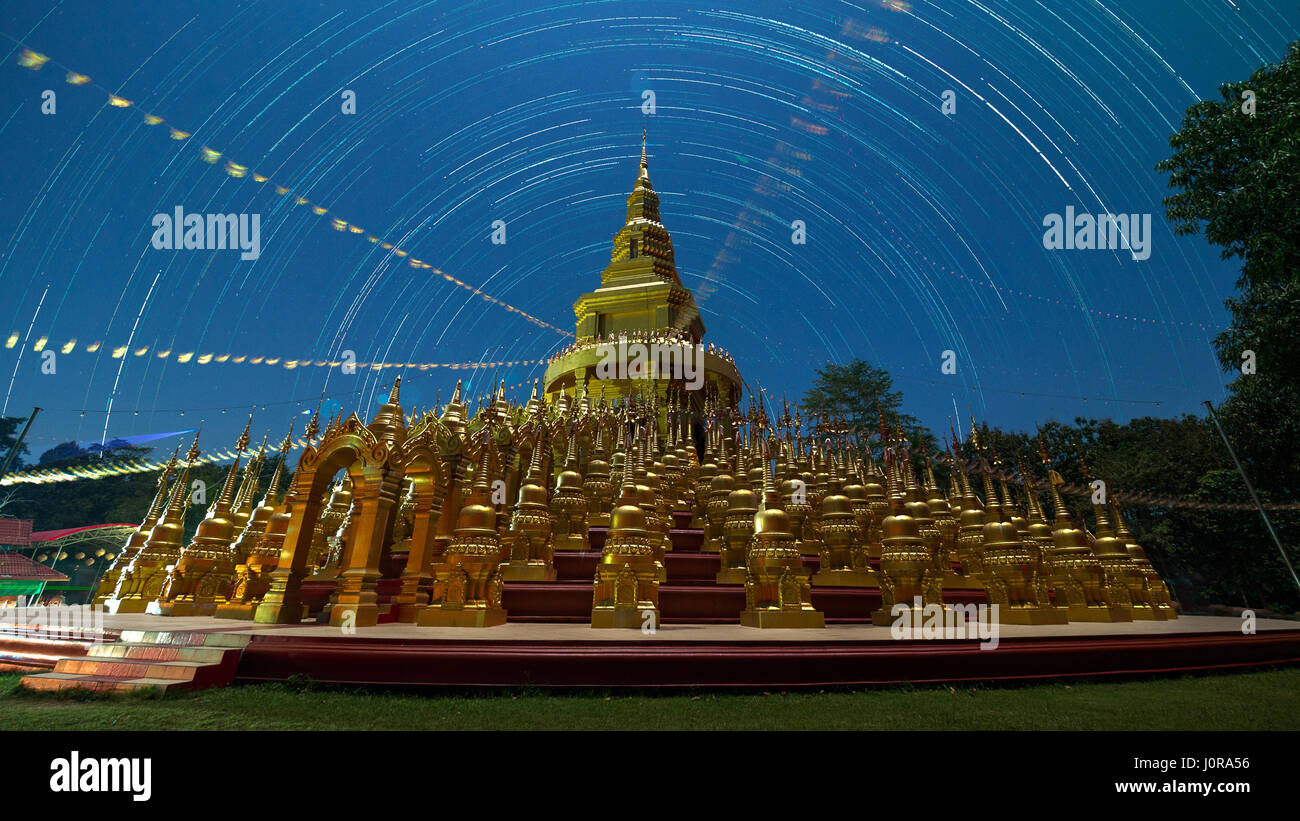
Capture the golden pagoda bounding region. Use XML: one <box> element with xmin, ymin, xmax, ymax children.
<box><xmin>550</xmin><ymin>427</ymin><xmax>589</xmax><ymax>551</ymax></box>
<box><xmin>418</xmin><ymin>424</ymin><xmax>507</xmax><ymax>627</ymax></box>
<box><xmin>102</xmin><ymin>433</ymin><xmax>201</xmax><ymax>614</ymax></box>
<box><xmin>975</xmin><ymin>436</ymin><xmax>1067</xmax><ymax>626</ymax></box>
<box><xmin>740</xmin><ymin>445</ymin><xmax>824</xmax><ymax>628</ymax></box>
<box><xmin>591</xmin><ymin>427</ymin><xmax>661</xmax><ymax>629</ymax></box>
<box><xmin>214</xmin><ymin>428</ymin><xmax>296</xmax><ymax>620</ymax></box>
<box><xmin>542</xmin><ymin>130</ymin><xmax>741</xmax><ymax>425</ymax></box>
<box><xmin>500</xmin><ymin>429</ymin><xmax>557</xmax><ymax>581</ymax></box>
<box><xmin>148</xmin><ymin>417</ymin><xmax>253</xmax><ymax>616</ymax></box>
<box><xmin>811</xmin><ymin>448</ymin><xmax>875</xmax><ymax>587</ymax></box>
<box><xmin>870</xmin><ymin>448</ymin><xmax>935</xmax><ymax>626</ymax></box>
<box><xmin>73</xmin><ymin>133</ymin><xmax>1187</xmax><ymax>646</ymax></box>
<box><xmin>1111</xmin><ymin>496</ymin><xmax>1178</xmax><ymax>618</ymax></box>
<box><xmin>92</xmin><ymin>444</ymin><xmax>178</xmax><ymax>608</ymax></box>
<box><xmin>1039</xmin><ymin>459</ymin><xmax>1132</xmax><ymax>623</ymax></box>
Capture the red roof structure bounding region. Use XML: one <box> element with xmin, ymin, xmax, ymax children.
<box><xmin>0</xmin><ymin>551</ymin><xmax>68</xmax><ymax>582</ymax></box>
<box><xmin>29</xmin><ymin>523</ymin><xmax>135</xmax><ymax>542</ymax></box>
<box><xmin>0</xmin><ymin>518</ymin><xmax>33</xmax><ymax>546</ymax></box>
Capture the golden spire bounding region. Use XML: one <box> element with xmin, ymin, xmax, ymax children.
<box><xmin>140</xmin><ymin>443</ymin><xmax>181</xmax><ymax>529</ymax></box>
<box><xmin>236</xmin><ymin>413</ymin><xmax>252</xmax><ymax>453</ymax></box>
<box><xmin>186</xmin><ymin>425</ymin><xmax>203</xmax><ymax>464</ymax></box>
<box><xmin>214</xmin><ymin>440</ymin><xmax>244</xmax><ymax>513</ymax></box>
<box><xmin>305</xmin><ymin>400</ymin><xmax>321</xmax><ymax>443</ymax></box>
<box><xmin>262</xmin><ymin>422</ymin><xmax>293</xmax><ymax>507</ymax></box>
<box><xmin>525</xmin><ymin>427</ymin><xmax>546</xmax><ymax>485</ymax></box>
<box><xmin>162</xmin><ymin>435</ymin><xmax>197</xmax><ymax>523</ymax></box>
<box><xmin>759</xmin><ymin>440</ymin><xmax>783</xmax><ymax>514</ymax></box>
<box><xmin>639</xmin><ymin>127</ymin><xmax>649</xmax><ymax>181</ymax></box>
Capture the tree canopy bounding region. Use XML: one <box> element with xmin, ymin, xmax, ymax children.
<box><xmin>1157</xmin><ymin>39</ymin><xmax>1300</xmax><ymax>501</ymax></box>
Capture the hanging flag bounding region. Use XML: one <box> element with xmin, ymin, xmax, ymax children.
<box><xmin>18</xmin><ymin>50</ymin><xmax>49</xmax><ymax>69</ymax></box>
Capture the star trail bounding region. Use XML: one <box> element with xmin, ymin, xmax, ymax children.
<box><xmin>1</xmin><ymin>0</ymin><xmax>1296</xmax><ymax>457</ymax></box>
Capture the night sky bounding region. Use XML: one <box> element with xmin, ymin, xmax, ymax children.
<box><xmin>1</xmin><ymin>0</ymin><xmax>1297</xmax><ymax>462</ymax></box>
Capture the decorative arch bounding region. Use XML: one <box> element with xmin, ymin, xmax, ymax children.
<box><xmin>390</xmin><ymin>418</ymin><xmax>451</xmax><ymax>622</ymax></box>
<box><xmin>254</xmin><ymin>415</ymin><xmax>398</xmax><ymax>625</ymax></box>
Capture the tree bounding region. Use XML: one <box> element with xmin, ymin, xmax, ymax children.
<box><xmin>800</xmin><ymin>359</ymin><xmax>918</xmax><ymax>437</ymax></box>
<box><xmin>0</xmin><ymin>416</ymin><xmax>30</xmax><ymax>471</ymax></box>
<box><xmin>1157</xmin><ymin>39</ymin><xmax>1300</xmax><ymax>500</ymax></box>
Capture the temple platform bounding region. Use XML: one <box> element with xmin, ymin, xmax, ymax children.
<box><xmin>8</xmin><ymin>525</ymin><xmax>1298</xmax><ymax>690</ymax></box>
<box><xmin>4</xmin><ymin>612</ymin><xmax>1297</xmax><ymax>690</ymax></box>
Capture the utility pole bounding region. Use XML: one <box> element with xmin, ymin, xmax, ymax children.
<box><xmin>0</xmin><ymin>407</ymin><xmax>41</xmax><ymax>482</ymax></box>
<box><xmin>1203</xmin><ymin>400</ymin><xmax>1300</xmax><ymax>595</ymax></box>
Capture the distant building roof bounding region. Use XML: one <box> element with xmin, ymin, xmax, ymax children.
<box><xmin>0</xmin><ymin>518</ymin><xmax>34</xmax><ymax>546</ymax></box>
<box><xmin>0</xmin><ymin>551</ymin><xmax>68</xmax><ymax>582</ymax></box>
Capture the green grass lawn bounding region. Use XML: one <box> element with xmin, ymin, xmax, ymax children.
<box><xmin>4</xmin><ymin>667</ymin><xmax>1298</xmax><ymax>730</ymax></box>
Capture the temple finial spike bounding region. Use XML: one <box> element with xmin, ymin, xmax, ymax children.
<box><xmin>638</xmin><ymin>128</ymin><xmax>649</xmax><ymax>180</ymax></box>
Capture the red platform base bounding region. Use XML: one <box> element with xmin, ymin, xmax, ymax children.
<box><xmin>233</xmin><ymin>623</ymin><xmax>1300</xmax><ymax>688</ymax></box>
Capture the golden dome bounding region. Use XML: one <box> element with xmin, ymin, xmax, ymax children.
<box><xmin>904</xmin><ymin>500</ymin><xmax>931</xmax><ymax>521</ymax></box>
<box><xmin>556</xmin><ymin>467</ymin><xmax>583</xmax><ymax>490</ymax></box>
<box><xmin>822</xmin><ymin>491</ymin><xmax>854</xmax><ymax>517</ymax></box>
<box><xmin>754</xmin><ymin>505</ymin><xmax>793</xmax><ymax>536</ymax></box>
<box><xmin>726</xmin><ymin>487</ymin><xmax>758</xmax><ymax>512</ymax></box>
<box><xmin>610</xmin><ymin>500</ymin><xmax>649</xmax><ymax>534</ymax></box>
<box><xmin>981</xmin><ymin>521</ymin><xmax>1021</xmax><ymax>545</ymax></box>
<box><xmin>881</xmin><ymin>512</ymin><xmax>920</xmax><ymax>540</ymax></box>
<box><xmin>1091</xmin><ymin>533</ymin><xmax>1133</xmax><ymax>560</ymax></box>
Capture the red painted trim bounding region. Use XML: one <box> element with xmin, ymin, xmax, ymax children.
<box><xmin>235</xmin><ymin>628</ymin><xmax>1300</xmax><ymax>688</ymax></box>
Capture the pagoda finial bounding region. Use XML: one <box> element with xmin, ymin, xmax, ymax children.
<box><xmin>388</xmin><ymin>374</ymin><xmax>402</xmax><ymax>405</ymax></box>
<box><xmin>639</xmin><ymin>127</ymin><xmax>648</xmax><ymax>179</ymax></box>
<box><xmin>186</xmin><ymin>425</ymin><xmax>203</xmax><ymax>464</ymax></box>
<box><xmin>237</xmin><ymin>413</ymin><xmax>253</xmax><ymax>454</ymax></box>
<box><xmin>305</xmin><ymin>400</ymin><xmax>321</xmax><ymax>443</ymax></box>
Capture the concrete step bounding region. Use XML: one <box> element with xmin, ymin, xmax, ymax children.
<box><xmin>116</xmin><ymin>629</ymin><xmax>251</xmax><ymax>648</ymax></box>
<box><xmin>85</xmin><ymin>643</ymin><xmax>231</xmax><ymax>663</ymax></box>
<box><xmin>20</xmin><ymin>671</ymin><xmax>184</xmax><ymax>695</ymax></box>
<box><xmin>55</xmin><ymin>657</ymin><xmax>207</xmax><ymax>681</ymax></box>
<box><xmin>18</xmin><ymin>629</ymin><xmax>247</xmax><ymax>695</ymax></box>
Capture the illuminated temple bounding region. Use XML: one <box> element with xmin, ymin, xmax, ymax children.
<box><xmin>92</xmin><ymin>136</ymin><xmax>1178</xmax><ymax>633</ymax></box>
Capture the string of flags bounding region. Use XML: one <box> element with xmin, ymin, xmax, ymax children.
<box><xmin>11</xmin><ymin>42</ymin><xmax>572</xmax><ymax>338</ymax></box>
<box><xmin>2</xmin><ymin>330</ymin><xmax>548</xmax><ymax>371</ymax></box>
<box><xmin>868</xmin><ymin>207</ymin><xmax>1219</xmax><ymax>333</ymax></box>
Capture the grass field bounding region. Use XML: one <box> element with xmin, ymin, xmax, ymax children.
<box><xmin>3</xmin><ymin>667</ymin><xmax>1298</xmax><ymax>730</ymax></box>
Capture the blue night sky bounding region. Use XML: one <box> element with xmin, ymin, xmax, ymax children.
<box><xmin>1</xmin><ymin>0</ymin><xmax>1297</xmax><ymax>460</ymax></box>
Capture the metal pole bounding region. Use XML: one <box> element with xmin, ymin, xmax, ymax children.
<box><xmin>1203</xmin><ymin>400</ymin><xmax>1300</xmax><ymax>595</ymax></box>
<box><xmin>0</xmin><ymin>407</ymin><xmax>41</xmax><ymax>481</ymax></box>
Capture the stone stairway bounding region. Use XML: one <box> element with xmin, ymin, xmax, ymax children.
<box><xmin>16</xmin><ymin>629</ymin><xmax>248</xmax><ymax>695</ymax></box>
